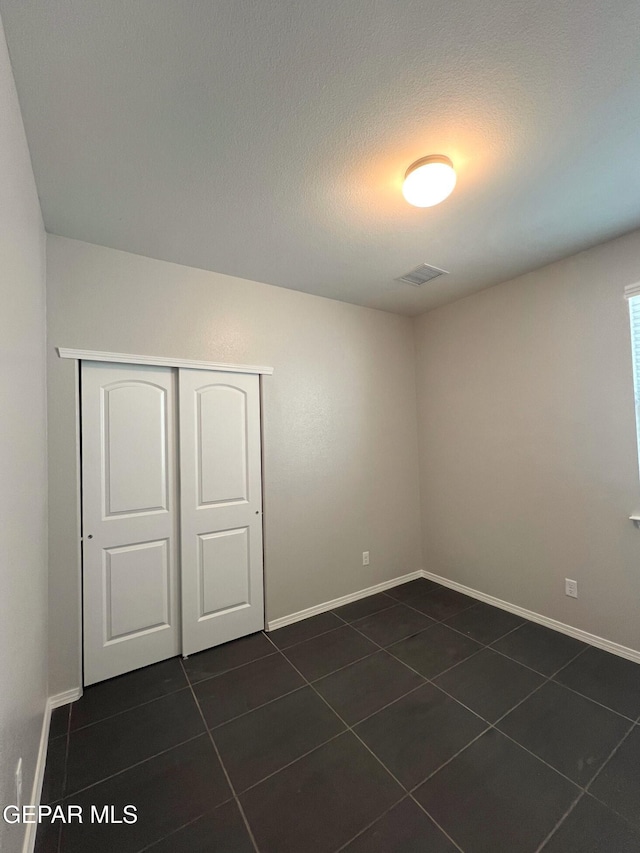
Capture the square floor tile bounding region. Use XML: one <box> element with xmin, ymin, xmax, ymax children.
<box><xmin>213</xmin><ymin>686</ymin><xmax>345</xmax><ymax>791</ymax></box>
<box><xmin>60</xmin><ymin>736</ymin><xmax>231</xmax><ymax>853</ymax></box>
<box><xmin>414</xmin><ymin>729</ymin><xmax>579</xmax><ymax>853</ymax></box>
<box><xmin>145</xmin><ymin>800</ymin><xmax>255</xmax><ymax>853</ymax></box>
<box><xmin>408</xmin><ymin>587</ymin><xmax>476</xmax><ymax>622</ymax></box>
<box><xmin>268</xmin><ymin>612</ymin><xmax>343</xmax><ymax>649</ymax></box>
<box><xmin>41</xmin><ymin>735</ymin><xmax>67</xmax><ymax>804</ymax></box>
<box><xmin>390</xmin><ymin>623</ymin><xmax>481</xmax><ymax>679</ymax></box>
<box><xmin>193</xmin><ymin>653</ymin><xmax>304</xmax><ymax>729</ymax></box>
<box><xmin>182</xmin><ymin>632</ymin><xmax>275</xmax><ymax>683</ymax></box>
<box><xmin>282</xmin><ymin>625</ymin><xmax>377</xmax><ymax>681</ymax></box>
<box><xmin>353</xmin><ymin>604</ymin><xmax>434</xmax><ymax>647</ymax></box>
<box><xmin>589</xmin><ymin>726</ymin><xmax>640</xmax><ymax>829</ymax></box>
<box><xmin>239</xmin><ymin>732</ymin><xmax>403</xmax><ymax>853</ymax></box>
<box><xmin>71</xmin><ymin>658</ymin><xmax>188</xmax><ymax>729</ymax></box>
<box><xmin>341</xmin><ymin>797</ymin><xmax>457</xmax><ymax>853</ymax></box>
<box><xmin>491</xmin><ymin>622</ymin><xmax>586</xmax><ymax>676</ymax></box>
<box><xmin>355</xmin><ymin>683</ymin><xmax>486</xmax><ymax>788</ymax></box>
<box><xmin>314</xmin><ymin>651</ymin><xmax>424</xmax><ymax>725</ymax></box>
<box><xmin>435</xmin><ymin>648</ymin><xmax>544</xmax><ymax>723</ymax></box>
<box><xmin>444</xmin><ymin>602</ymin><xmax>524</xmax><ymax>645</ymax></box>
<box><xmin>332</xmin><ymin>592</ymin><xmax>395</xmax><ymax>622</ymax></box>
<box><xmin>554</xmin><ymin>646</ymin><xmax>640</xmax><ymax>719</ymax></box>
<box><xmin>71</xmin><ymin>658</ymin><xmax>187</xmax><ymax>730</ymax></box>
<box><xmin>49</xmin><ymin>704</ymin><xmax>70</xmax><ymax>740</ymax></box>
<box><xmin>541</xmin><ymin>794</ymin><xmax>640</xmax><ymax>852</ymax></box>
<box><xmin>498</xmin><ymin>681</ymin><xmax>630</xmax><ymax>785</ymax></box>
<box><xmin>65</xmin><ymin>689</ymin><xmax>204</xmax><ymax>795</ymax></box>
<box><xmin>386</xmin><ymin>579</ymin><xmax>440</xmax><ymax>602</ymax></box>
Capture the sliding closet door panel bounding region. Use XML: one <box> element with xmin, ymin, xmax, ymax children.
<box><xmin>180</xmin><ymin>369</ymin><xmax>264</xmax><ymax>655</ymax></box>
<box><xmin>82</xmin><ymin>362</ymin><xmax>180</xmax><ymax>685</ymax></box>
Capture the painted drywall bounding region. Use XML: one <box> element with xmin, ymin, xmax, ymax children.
<box><xmin>46</xmin><ymin>235</ymin><xmax>423</xmax><ymax>694</ymax></box>
<box><xmin>0</xmin><ymin>13</ymin><xmax>48</xmax><ymax>853</ymax></box>
<box><xmin>414</xmin><ymin>229</ymin><xmax>640</xmax><ymax>652</ymax></box>
<box><xmin>4</xmin><ymin>0</ymin><xmax>640</xmax><ymax>315</ymax></box>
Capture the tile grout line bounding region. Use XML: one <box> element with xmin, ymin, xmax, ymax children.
<box><xmin>536</xmin><ymin>712</ymin><xmax>640</xmax><ymax>851</ymax></box>
<box><xmin>196</xmin><ymin>649</ymin><xmax>427</xmax><ymax>736</ymax></box>
<box><xmin>52</xmin><ymin>582</ymin><xmax>639</xmax><ymax>853</ymax></box>
<box><xmin>332</xmin><ymin>792</ymin><xmax>466</xmax><ymax>853</ymax></box>
<box><xmin>135</xmin><ymin>812</ymin><xmax>220</xmax><ymax>853</ymax></box>
<box><xmin>395</xmin><ymin>595</ymin><xmax>598</xmax><ymax>688</ymax></box>
<box><xmin>399</xmin><ymin>596</ymin><xmax>479</xmax><ymax>629</ymax></box>
<box><xmin>262</xmin><ymin>629</ymin><xmax>468</xmax><ymax>853</ymax></box>
<box><xmin>234</xmin><ymin>678</ymin><xmax>434</xmax><ymax>797</ymax></box>
<box><xmin>583</xmin><ymin>714</ymin><xmax>638</xmax><ymax>797</ymax></box>
<box><xmin>347</xmin><ymin>610</ymin><xmax>613</xmax><ymax>804</ymax></box>
<box><xmin>207</xmin><ymin>684</ymin><xmax>307</xmax><ymax>731</ymax></box>
<box><xmin>405</xmin><ymin>722</ymin><xmax>491</xmax><ymax>794</ymax></box>
<box><xmin>237</xmin><ymin>730</ymin><xmax>347</xmax><ymax>796</ymax></box>
<box><xmin>332</xmin><ymin>598</ymin><xmax>400</xmax><ymax>622</ymax></box>
<box><xmin>265</xmin><ymin>591</ymin><xmax>639</xmax><ymax>850</ymax></box>
<box><xmin>186</xmin><ymin>650</ymin><xmax>277</xmax><ymax>686</ymax></box>
<box><xmin>64</xmin><ymin>683</ymin><xmax>195</xmax><ymax>735</ymax></box>
<box><xmin>180</xmin><ymin>607</ymin><xmax>624</xmax><ymax>851</ymax></box>
<box><xmin>330</xmin><ymin>797</ymin><xmax>414</xmax><ymax>853</ymax></box>
<box><xmin>408</xmin><ymin>797</ymin><xmax>466</xmax><ymax>853</ymax></box>
<box><xmin>179</xmin><ymin>658</ymin><xmax>262</xmax><ymax>853</ymax></box>
<box><xmin>272</xmin><ymin>622</ymin><xmax>351</xmax><ymax>650</ymax></box>
<box><xmin>545</xmin><ymin>677</ymin><xmax>638</xmax><ymax>723</ymax></box>
<box><xmin>261</xmin><ymin>631</ymin><xmax>412</xmax><ymax>777</ymax></box>
<box><xmin>393</xmin><ymin>613</ymin><xmax>630</xmax><ymax>726</ymax></box>
<box><xmin>420</xmin><ymin>642</ymin><xmax>640</xmax><ymax>849</ymax></box>
<box><xmin>533</xmin><ymin>789</ymin><xmax>586</xmax><ymax>853</ymax></box>
<box><xmin>194</xmin><ymin>621</ymin><xmax>631</xmax><ymax>852</ymax></box>
<box><xmin>60</xmin><ymin>732</ymin><xmax>208</xmax><ymax>801</ymax></box>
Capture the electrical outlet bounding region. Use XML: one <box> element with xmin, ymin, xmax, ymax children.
<box><xmin>362</xmin><ymin>551</ymin><xmax>370</xmax><ymax>566</ymax></box>
<box><xmin>565</xmin><ymin>578</ymin><xmax>578</xmax><ymax>599</ymax></box>
<box><xmin>15</xmin><ymin>758</ymin><xmax>22</xmax><ymax>810</ymax></box>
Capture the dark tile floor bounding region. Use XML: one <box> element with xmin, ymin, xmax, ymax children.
<box><xmin>36</xmin><ymin>578</ymin><xmax>640</xmax><ymax>853</ymax></box>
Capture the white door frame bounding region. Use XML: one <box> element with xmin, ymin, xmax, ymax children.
<box><xmin>59</xmin><ymin>348</ymin><xmax>273</xmax><ymax>691</ymax></box>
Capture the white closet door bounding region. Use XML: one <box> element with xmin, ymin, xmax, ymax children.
<box><xmin>179</xmin><ymin>369</ymin><xmax>264</xmax><ymax>656</ymax></box>
<box><xmin>82</xmin><ymin>362</ymin><xmax>180</xmax><ymax>685</ymax></box>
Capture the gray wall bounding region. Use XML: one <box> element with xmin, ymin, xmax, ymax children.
<box><xmin>0</xmin><ymin>14</ymin><xmax>48</xmax><ymax>853</ymax></box>
<box><xmin>414</xmin><ymin>229</ymin><xmax>640</xmax><ymax>653</ymax></box>
<box><xmin>46</xmin><ymin>235</ymin><xmax>423</xmax><ymax>694</ymax></box>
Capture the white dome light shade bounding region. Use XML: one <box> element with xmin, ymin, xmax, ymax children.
<box><xmin>402</xmin><ymin>155</ymin><xmax>456</xmax><ymax>207</ymax></box>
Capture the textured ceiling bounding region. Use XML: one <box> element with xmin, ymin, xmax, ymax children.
<box><xmin>2</xmin><ymin>0</ymin><xmax>640</xmax><ymax>315</ymax></box>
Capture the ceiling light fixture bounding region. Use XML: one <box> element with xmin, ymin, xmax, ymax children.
<box><xmin>402</xmin><ymin>155</ymin><xmax>456</xmax><ymax>208</ymax></box>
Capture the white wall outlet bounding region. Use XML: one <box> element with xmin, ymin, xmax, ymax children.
<box><xmin>362</xmin><ymin>551</ymin><xmax>370</xmax><ymax>566</ymax></box>
<box><xmin>15</xmin><ymin>758</ymin><xmax>22</xmax><ymax>809</ymax></box>
<box><xmin>565</xmin><ymin>578</ymin><xmax>578</xmax><ymax>598</ymax></box>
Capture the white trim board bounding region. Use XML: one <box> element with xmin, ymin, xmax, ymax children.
<box><xmin>57</xmin><ymin>348</ymin><xmax>274</xmax><ymax>375</ymax></box>
<box><xmin>266</xmin><ymin>570</ymin><xmax>423</xmax><ymax>631</ymax></box>
<box><xmin>22</xmin><ymin>688</ymin><xmax>82</xmax><ymax>853</ymax></box>
<box><xmin>49</xmin><ymin>687</ymin><xmax>83</xmax><ymax>709</ymax></box>
<box><xmin>422</xmin><ymin>570</ymin><xmax>640</xmax><ymax>665</ymax></box>
<box><xmin>624</xmin><ymin>282</ymin><xmax>640</xmax><ymax>300</ymax></box>
<box><xmin>267</xmin><ymin>568</ymin><xmax>640</xmax><ymax>665</ymax></box>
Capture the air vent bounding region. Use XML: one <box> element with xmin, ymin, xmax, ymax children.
<box><xmin>396</xmin><ymin>263</ymin><xmax>449</xmax><ymax>287</ymax></box>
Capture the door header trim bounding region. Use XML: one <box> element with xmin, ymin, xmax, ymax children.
<box><xmin>57</xmin><ymin>348</ymin><xmax>274</xmax><ymax>375</ymax></box>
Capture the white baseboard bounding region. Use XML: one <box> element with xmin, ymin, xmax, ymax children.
<box><xmin>266</xmin><ymin>570</ymin><xmax>423</xmax><ymax>631</ymax></box>
<box><xmin>22</xmin><ymin>688</ymin><xmax>82</xmax><ymax>853</ymax></box>
<box><xmin>49</xmin><ymin>687</ymin><xmax>82</xmax><ymax>709</ymax></box>
<box><xmin>267</xmin><ymin>565</ymin><xmax>640</xmax><ymax>666</ymax></box>
<box><xmin>421</xmin><ymin>569</ymin><xmax>640</xmax><ymax>665</ymax></box>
